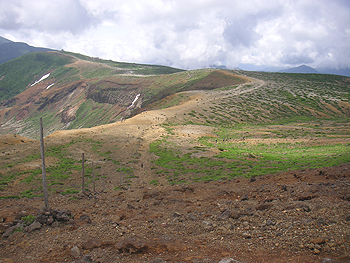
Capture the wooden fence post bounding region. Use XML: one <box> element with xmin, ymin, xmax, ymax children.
<box><xmin>120</xmin><ymin>162</ymin><xmax>123</xmax><ymax>185</ymax></box>
<box><xmin>101</xmin><ymin>166</ymin><xmax>104</xmax><ymax>192</ymax></box>
<box><xmin>39</xmin><ymin>118</ymin><xmax>49</xmax><ymax>210</ymax></box>
<box><xmin>92</xmin><ymin>161</ymin><xmax>95</xmax><ymax>192</ymax></box>
<box><xmin>82</xmin><ymin>153</ymin><xmax>85</xmax><ymax>193</ymax></box>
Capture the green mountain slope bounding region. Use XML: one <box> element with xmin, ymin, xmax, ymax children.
<box><xmin>0</xmin><ymin>52</ymin><xmax>72</xmax><ymax>100</ymax></box>
<box><xmin>0</xmin><ymin>51</ymin><xmax>192</xmax><ymax>138</ymax></box>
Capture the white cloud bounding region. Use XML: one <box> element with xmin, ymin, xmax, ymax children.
<box><xmin>0</xmin><ymin>0</ymin><xmax>349</xmax><ymax>69</ymax></box>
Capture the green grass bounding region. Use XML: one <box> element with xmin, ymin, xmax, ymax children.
<box><xmin>149</xmin><ymin>124</ymin><xmax>350</xmax><ymax>184</ymax></box>
<box><xmin>150</xmin><ymin>180</ymin><xmax>159</xmax><ymax>185</ymax></box>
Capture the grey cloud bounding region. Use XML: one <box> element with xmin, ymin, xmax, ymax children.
<box><xmin>0</xmin><ymin>0</ymin><xmax>97</xmax><ymax>34</ymax></box>
<box><xmin>223</xmin><ymin>5</ymin><xmax>282</xmax><ymax>48</ymax></box>
<box><xmin>223</xmin><ymin>18</ymin><xmax>260</xmax><ymax>47</ymax></box>
<box><xmin>0</xmin><ymin>0</ymin><xmax>350</xmax><ymax>70</ymax></box>
<box><xmin>281</xmin><ymin>52</ymin><xmax>315</xmax><ymax>65</ymax></box>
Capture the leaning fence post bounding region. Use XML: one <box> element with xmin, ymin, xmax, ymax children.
<box><xmin>39</xmin><ymin>118</ymin><xmax>49</xmax><ymax>210</ymax></box>
<box><xmin>82</xmin><ymin>153</ymin><xmax>85</xmax><ymax>193</ymax></box>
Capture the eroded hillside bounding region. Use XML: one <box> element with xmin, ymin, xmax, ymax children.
<box><xmin>0</xmin><ymin>52</ymin><xmax>249</xmax><ymax>139</ymax></box>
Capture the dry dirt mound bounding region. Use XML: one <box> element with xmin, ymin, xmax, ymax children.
<box><xmin>0</xmin><ymin>134</ymin><xmax>33</xmax><ymax>148</ymax></box>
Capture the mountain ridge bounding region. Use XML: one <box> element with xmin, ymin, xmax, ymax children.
<box><xmin>0</xmin><ymin>37</ymin><xmax>54</xmax><ymax>64</ymax></box>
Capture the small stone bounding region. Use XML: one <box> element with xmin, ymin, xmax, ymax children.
<box><xmin>127</xmin><ymin>204</ymin><xmax>135</xmax><ymax>209</ymax></box>
<box><xmin>26</xmin><ymin>221</ymin><xmax>42</xmax><ymax>232</ymax></box>
<box><xmin>0</xmin><ymin>223</ymin><xmax>10</xmax><ymax>234</ymax></box>
<box><xmin>78</xmin><ymin>214</ymin><xmax>92</xmax><ymax>224</ymax></box>
<box><xmin>8</xmin><ymin>231</ymin><xmax>24</xmax><ymax>241</ymax></box>
<box><xmin>116</xmin><ymin>237</ymin><xmax>148</xmax><ymax>254</ymax></box>
<box><xmin>327</xmin><ymin>242</ymin><xmax>335</xmax><ymax>247</ymax></box>
<box><xmin>242</xmin><ymin>232</ymin><xmax>251</xmax><ymax>239</ymax></box>
<box><xmin>322</xmin><ymin>258</ymin><xmax>337</xmax><ymax>263</ymax></box>
<box><xmin>313</xmin><ymin>248</ymin><xmax>320</xmax><ymax>254</ymax></box>
<box><xmin>239</xmin><ymin>207</ymin><xmax>255</xmax><ymax>216</ymax></box>
<box><xmin>256</xmin><ymin>203</ymin><xmax>272</xmax><ymax>211</ymax></box>
<box><xmin>51</xmin><ymin>221</ymin><xmax>60</xmax><ymax>227</ymax></box>
<box><xmin>201</xmin><ymin>220</ymin><xmax>213</xmax><ymax>230</ymax></box>
<box><xmin>15</xmin><ymin>211</ymin><xmax>28</xmax><ymax>220</ymax></box>
<box><xmin>240</xmin><ymin>193</ymin><xmax>249</xmax><ymax>201</ymax></box>
<box><xmin>82</xmin><ymin>239</ymin><xmax>102</xmax><ymax>250</ymax></box>
<box><xmin>56</xmin><ymin>211</ymin><xmax>69</xmax><ymax>221</ymax></box>
<box><xmin>81</xmin><ymin>255</ymin><xmax>93</xmax><ymax>262</ymax></box>
<box><xmin>47</xmin><ymin>217</ymin><xmax>54</xmax><ymax>225</ymax></box>
<box><xmin>308</xmin><ymin>243</ymin><xmax>315</xmax><ymax>249</ymax></box>
<box><xmin>36</xmin><ymin>214</ymin><xmax>48</xmax><ymax>225</ymax></box>
<box><xmin>311</xmin><ymin>237</ymin><xmax>326</xmax><ymax>244</ymax></box>
<box><xmin>150</xmin><ymin>259</ymin><xmax>165</xmax><ymax>263</ymax></box>
<box><xmin>229</xmin><ymin>210</ymin><xmax>241</xmax><ymax>219</ymax></box>
<box><xmin>188</xmin><ymin>213</ymin><xmax>197</xmax><ymax>221</ymax></box>
<box><xmin>298</xmin><ymin>195</ymin><xmax>312</xmax><ymax>201</ymax></box>
<box><xmin>173</xmin><ymin>212</ymin><xmax>181</xmax><ymax>217</ymax></box>
<box><xmin>266</xmin><ymin>219</ymin><xmax>275</xmax><ymax>226</ymax></box>
<box><xmin>217</xmin><ymin>210</ymin><xmax>231</xmax><ymax>221</ymax></box>
<box><xmin>218</xmin><ymin>258</ymin><xmax>242</xmax><ymax>263</ymax></box>
<box><xmin>2</xmin><ymin>226</ymin><xmax>16</xmax><ymax>238</ymax></box>
<box><xmin>71</xmin><ymin>246</ymin><xmax>80</xmax><ymax>259</ymax></box>
<box><xmin>302</xmin><ymin>205</ymin><xmax>311</xmax><ymax>212</ymax></box>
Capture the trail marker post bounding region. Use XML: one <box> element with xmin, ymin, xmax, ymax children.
<box><xmin>39</xmin><ymin>118</ymin><xmax>49</xmax><ymax>210</ymax></box>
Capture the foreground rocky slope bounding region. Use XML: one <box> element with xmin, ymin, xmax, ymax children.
<box><xmin>0</xmin><ymin>163</ymin><xmax>349</xmax><ymax>263</ymax></box>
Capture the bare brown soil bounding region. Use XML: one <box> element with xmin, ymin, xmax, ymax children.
<box><xmin>0</xmin><ymin>83</ymin><xmax>350</xmax><ymax>263</ymax></box>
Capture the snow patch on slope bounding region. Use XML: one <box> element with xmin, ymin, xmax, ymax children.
<box><xmin>128</xmin><ymin>94</ymin><xmax>140</xmax><ymax>108</ymax></box>
<box><xmin>31</xmin><ymin>73</ymin><xmax>50</xmax><ymax>86</ymax></box>
<box><xmin>46</xmin><ymin>83</ymin><xmax>55</xmax><ymax>90</ymax></box>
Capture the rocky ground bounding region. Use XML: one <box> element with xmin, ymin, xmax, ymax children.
<box><xmin>0</xmin><ymin>163</ymin><xmax>350</xmax><ymax>263</ymax></box>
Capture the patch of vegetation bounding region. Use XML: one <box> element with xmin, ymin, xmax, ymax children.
<box><xmin>149</xmin><ymin>120</ymin><xmax>350</xmax><ymax>183</ymax></box>
<box><xmin>150</xmin><ymin>179</ymin><xmax>159</xmax><ymax>185</ymax></box>
<box><xmin>0</xmin><ymin>195</ymin><xmax>21</xmax><ymax>200</ymax></box>
<box><xmin>21</xmin><ymin>214</ymin><xmax>36</xmax><ymax>225</ymax></box>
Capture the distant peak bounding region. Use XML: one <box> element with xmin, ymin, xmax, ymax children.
<box><xmin>280</xmin><ymin>65</ymin><xmax>319</xmax><ymax>74</ymax></box>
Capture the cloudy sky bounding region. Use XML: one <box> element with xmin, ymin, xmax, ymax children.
<box><xmin>0</xmin><ymin>0</ymin><xmax>349</xmax><ymax>70</ymax></box>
